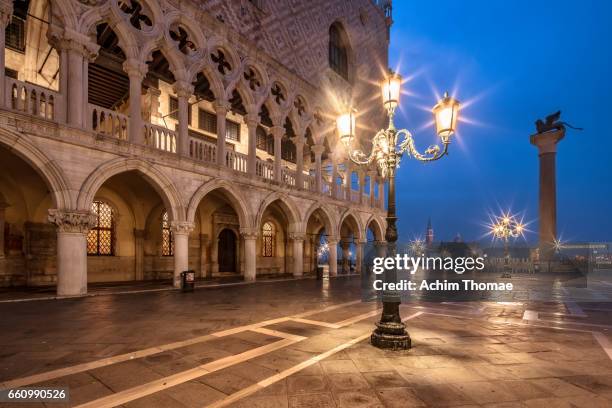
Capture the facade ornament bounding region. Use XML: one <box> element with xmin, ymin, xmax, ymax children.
<box><xmin>172</xmin><ymin>80</ymin><xmax>194</xmax><ymax>98</ymax></box>
<box><xmin>240</xmin><ymin>228</ymin><xmax>258</xmax><ymax>240</ymax></box>
<box><xmin>48</xmin><ymin>209</ymin><xmax>97</xmax><ymax>234</ymax></box>
<box><xmin>170</xmin><ymin>221</ymin><xmax>195</xmax><ymax>235</ymax></box>
<box><xmin>288</xmin><ymin>232</ymin><xmax>306</xmax><ymax>241</ymax></box>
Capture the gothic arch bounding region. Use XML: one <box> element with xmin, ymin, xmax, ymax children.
<box><xmin>77</xmin><ymin>158</ymin><xmax>184</xmax><ymax>222</ymax></box>
<box><xmin>303</xmin><ymin>201</ymin><xmax>337</xmax><ymax>237</ymax></box>
<box><xmin>0</xmin><ymin>127</ymin><xmax>71</xmax><ymax>210</ymax></box>
<box><xmin>255</xmin><ymin>192</ymin><xmax>301</xmax><ymax>233</ymax></box>
<box><xmin>186</xmin><ymin>179</ymin><xmax>252</xmax><ymax>229</ymax></box>
<box><xmin>338</xmin><ymin>209</ymin><xmax>364</xmax><ymax>242</ymax></box>
<box><xmin>51</xmin><ymin>0</ymin><xmax>78</xmax><ymax>29</ymax></box>
<box><xmin>79</xmin><ymin>5</ymin><xmax>139</xmax><ymax>60</ymax></box>
<box><xmin>365</xmin><ymin>214</ymin><xmax>384</xmax><ymax>242</ymax></box>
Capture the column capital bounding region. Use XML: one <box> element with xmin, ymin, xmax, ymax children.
<box><xmin>48</xmin><ymin>26</ymin><xmax>100</xmax><ymax>61</ymax></box>
<box><xmin>133</xmin><ymin>229</ymin><xmax>146</xmax><ymax>239</ymax></box>
<box><xmin>0</xmin><ymin>1</ymin><xmax>12</xmax><ymax>26</ymax></box>
<box><xmin>170</xmin><ymin>221</ymin><xmax>194</xmax><ymax>235</ymax></box>
<box><xmin>530</xmin><ymin>129</ymin><xmax>565</xmax><ymax>155</ymax></box>
<box><xmin>245</xmin><ymin>113</ymin><xmax>259</xmax><ymax>128</ymax></box>
<box><xmin>48</xmin><ymin>209</ymin><xmax>96</xmax><ymax>234</ymax></box>
<box><xmin>123</xmin><ymin>59</ymin><xmax>148</xmax><ymax>79</ymax></box>
<box><xmin>213</xmin><ymin>100</ymin><xmax>231</xmax><ymax>115</ymax></box>
<box><xmin>312</xmin><ymin>144</ymin><xmax>325</xmax><ymax>156</ymax></box>
<box><xmin>172</xmin><ymin>80</ymin><xmax>194</xmax><ymax>98</ymax></box>
<box><xmin>367</xmin><ymin>169</ymin><xmax>378</xmax><ymax>177</ymax></box>
<box><xmin>240</xmin><ymin>228</ymin><xmax>259</xmax><ymax>240</ymax></box>
<box><xmin>327</xmin><ymin>236</ymin><xmax>339</xmax><ymax>244</ymax></box>
<box><xmin>270</xmin><ymin>125</ymin><xmax>284</xmax><ymax>139</ymax></box>
<box><xmin>294</xmin><ymin>135</ymin><xmax>305</xmax><ymax>148</ymax></box>
<box><xmin>288</xmin><ymin>232</ymin><xmax>306</xmax><ymax>242</ymax></box>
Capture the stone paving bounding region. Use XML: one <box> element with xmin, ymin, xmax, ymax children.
<box><xmin>0</xmin><ymin>276</ymin><xmax>611</xmax><ymax>407</ymax></box>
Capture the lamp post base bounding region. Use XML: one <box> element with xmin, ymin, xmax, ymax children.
<box><xmin>371</xmin><ymin>321</ymin><xmax>411</xmax><ymax>350</ymax></box>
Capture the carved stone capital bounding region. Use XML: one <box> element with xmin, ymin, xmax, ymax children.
<box><xmin>133</xmin><ymin>229</ymin><xmax>146</xmax><ymax>239</ymax></box>
<box><xmin>48</xmin><ymin>209</ymin><xmax>96</xmax><ymax>234</ymax></box>
<box><xmin>170</xmin><ymin>221</ymin><xmax>194</xmax><ymax>235</ymax></box>
<box><xmin>47</xmin><ymin>26</ymin><xmax>100</xmax><ymax>61</ymax></box>
<box><xmin>289</xmin><ymin>232</ymin><xmax>306</xmax><ymax>242</ymax></box>
<box><xmin>123</xmin><ymin>59</ymin><xmax>148</xmax><ymax>79</ymax></box>
<box><xmin>311</xmin><ymin>144</ymin><xmax>325</xmax><ymax>157</ymax></box>
<box><xmin>0</xmin><ymin>1</ymin><xmax>13</xmax><ymax>26</ymax></box>
<box><xmin>244</xmin><ymin>113</ymin><xmax>259</xmax><ymax>128</ymax></box>
<box><xmin>172</xmin><ymin>80</ymin><xmax>194</xmax><ymax>98</ymax></box>
<box><xmin>213</xmin><ymin>100</ymin><xmax>231</xmax><ymax>115</ymax></box>
<box><xmin>270</xmin><ymin>126</ymin><xmax>284</xmax><ymax>139</ymax></box>
<box><xmin>240</xmin><ymin>228</ymin><xmax>259</xmax><ymax>240</ymax></box>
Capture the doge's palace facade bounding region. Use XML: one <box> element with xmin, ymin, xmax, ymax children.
<box><xmin>0</xmin><ymin>0</ymin><xmax>391</xmax><ymax>296</ymax></box>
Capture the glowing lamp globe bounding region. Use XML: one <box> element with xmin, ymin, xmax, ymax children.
<box><xmin>381</xmin><ymin>72</ymin><xmax>402</xmax><ymax>110</ymax></box>
<box><xmin>432</xmin><ymin>92</ymin><xmax>460</xmax><ymax>142</ymax></box>
<box><xmin>337</xmin><ymin>109</ymin><xmax>356</xmax><ymax>147</ymax></box>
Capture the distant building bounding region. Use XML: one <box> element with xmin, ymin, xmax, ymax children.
<box><xmin>426</xmin><ymin>217</ymin><xmax>434</xmax><ymax>246</ymax></box>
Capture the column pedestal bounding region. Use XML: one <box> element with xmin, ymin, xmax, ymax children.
<box><xmin>291</xmin><ymin>233</ymin><xmax>305</xmax><ymax>277</ymax></box>
<box><xmin>242</xmin><ymin>231</ymin><xmax>258</xmax><ymax>281</ymax></box>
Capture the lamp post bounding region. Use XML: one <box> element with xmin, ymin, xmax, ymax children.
<box><xmin>490</xmin><ymin>213</ymin><xmax>525</xmax><ymax>278</ymax></box>
<box><xmin>336</xmin><ymin>70</ymin><xmax>460</xmax><ymax>350</ymax></box>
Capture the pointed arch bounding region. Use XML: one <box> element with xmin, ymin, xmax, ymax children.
<box><xmin>0</xmin><ymin>127</ymin><xmax>71</xmax><ymax>209</ymax></box>
<box><xmin>77</xmin><ymin>158</ymin><xmax>184</xmax><ymax>222</ymax></box>
<box><xmin>365</xmin><ymin>214</ymin><xmax>385</xmax><ymax>242</ymax></box>
<box><xmin>303</xmin><ymin>201</ymin><xmax>337</xmax><ymax>236</ymax></box>
<box><xmin>187</xmin><ymin>179</ymin><xmax>252</xmax><ymax>228</ymax></box>
<box><xmin>338</xmin><ymin>209</ymin><xmax>365</xmax><ymax>242</ymax></box>
<box><xmin>255</xmin><ymin>192</ymin><xmax>301</xmax><ymax>233</ymax></box>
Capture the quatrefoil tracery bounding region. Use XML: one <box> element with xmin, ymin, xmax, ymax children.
<box><xmin>118</xmin><ymin>0</ymin><xmax>153</xmax><ymax>30</ymax></box>
<box><xmin>169</xmin><ymin>25</ymin><xmax>196</xmax><ymax>55</ymax></box>
<box><xmin>211</xmin><ymin>49</ymin><xmax>232</xmax><ymax>75</ymax></box>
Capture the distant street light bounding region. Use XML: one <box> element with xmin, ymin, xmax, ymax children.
<box><xmin>336</xmin><ymin>69</ymin><xmax>461</xmax><ymax>350</ymax></box>
<box><xmin>489</xmin><ymin>212</ymin><xmax>525</xmax><ymax>278</ymax></box>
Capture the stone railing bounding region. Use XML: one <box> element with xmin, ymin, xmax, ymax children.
<box><xmin>282</xmin><ymin>168</ymin><xmax>296</xmax><ymax>187</ymax></box>
<box><xmin>303</xmin><ymin>174</ymin><xmax>315</xmax><ymax>191</ymax></box>
<box><xmin>322</xmin><ymin>179</ymin><xmax>332</xmax><ymax>196</ymax></box>
<box><xmin>189</xmin><ymin>137</ymin><xmax>216</xmax><ymax>163</ymax></box>
<box><xmin>256</xmin><ymin>159</ymin><xmax>274</xmax><ymax>180</ymax></box>
<box><xmin>144</xmin><ymin>123</ymin><xmax>177</xmax><ymax>153</ymax></box>
<box><xmin>5</xmin><ymin>78</ymin><xmax>59</xmax><ymax>120</ymax></box>
<box><xmin>226</xmin><ymin>149</ymin><xmax>247</xmax><ymax>173</ymax></box>
<box><xmin>89</xmin><ymin>104</ymin><xmax>129</xmax><ymax>140</ymax></box>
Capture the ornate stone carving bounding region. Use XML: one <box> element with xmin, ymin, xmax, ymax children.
<box><xmin>170</xmin><ymin>221</ymin><xmax>194</xmax><ymax>235</ymax></box>
<box><xmin>48</xmin><ymin>210</ymin><xmax>97</xmax><ymax>234</ymax></box>
<box><xmin>240</xmin><ymin>228</ymin><xmax>258</xmax><ymax>240</ymax></box>
<box><xmin>288</xmin><ymin>232</ymin><xmax>306</xmax><ymax>241</ymax></box>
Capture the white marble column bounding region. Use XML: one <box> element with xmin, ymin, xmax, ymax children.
<box><xmin>124</xmin><ymin>60</ymin><xmax>147</xmax><ymax>145</ymax></box>
<box><xmin>271</xmin><ymin>125</ymin><xmax>284</xmax><ymax>182</ymax></box>
<box><xmin>0</xmin><ymin>201</ymin><xmax>8</xmax><ymax>258</ymax></box>
<box><xmin>241</xmin><ymin>230</ymin><xmax>257</xmax><ymax>281</ymax></box>
<box><xmin>173</xmin><ymin>81</ymin><xmax>194</xmax><ymax>157</ymax></box>
<box><xmin>214</xmin><ymin>101</ymin><xmax>229</xmax><ymax>166</ymax></box>
<box><xmin>312</xmin><ymin>144</ymin><xmax>324</xmax><ymax>194</ymax></box>
<box><xmin>356</xmin><ymin>240</ymin><xmax>365</xmax><ymax>274</ymax></box>
<box><xmin>344</xmin><ymin>162</ymin><xmax>352</xmax><ymax>201</ymax></box>
<box><xmin>328</xmin><ymin>237</ymin><xmax>338</xmax><ymax>276</ymax></box>
<box><xmin>245</xmin><ymin>112</ymin><xmax>259</xmax><ymax>175</ymax></box>
<box><xmin>295</xmin><ymin>136</ymin><xmax>305</xmax><ymax>189</ymax></box>
<box><xmin>0</xmin><ymin>4</ymin><xmax>12</xmax><ymax>108</ymax></box>
<box><xmin>171</xmin><ymin>221</ymin><xmax>194</xmax><ymax>288</ymax></box>
<box><xmin>358</xmin><ymin>170</ymin><xmax>366</xmax><ymax>205</ymax></box>
<box><xmin>368</xmin><ymin>170</ymin><xmax>377</xmax><ymax>207</ymax></box>
<box><xmin>378</xmin><ymin>177</ymin><xmax>385</xmax><ymax>209</ymax></box>
<box><xmin>331</xmin><ymin>159</ymin><xmax>339</xmax><ymax>199</ymax></box>
<box><xmin>48</xmin><ymin>210</ymin><xmax>96</xmax><ymax>297</ymax></box>
<box><xmin>291</xmin><ymin>233</ymin><xmax>305</xmax><ymax>277</ymax></box>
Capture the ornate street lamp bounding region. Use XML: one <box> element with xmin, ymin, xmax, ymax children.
<box><xmin>489</xmin><ymin>213</ymin><xmax>525</xmax><ymax>278</ymax></box>
<box><xmin>336</xmin><ymin>70</ymin><xmax>461</xmax><ymax>350</ymax></box>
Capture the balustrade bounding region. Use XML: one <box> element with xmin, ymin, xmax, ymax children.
<box><xmin>189</xmin><ymin>137</ymin><xmax>216</xmax><ymax>163</ymax></box>
<box><xmin>6</xmin><ymin>78</ymin><xmax>58</xmax><ymax>120</ymax></box>
<box><xmin>89</xmin><ymin>104</ymin><xmax>129</xmax><ymax>140</ymax></box>
<box><xmin>226</xmin><ymin>150</ymin><xmax>248</xmax><ymax>173</ymax></box>
<box><xmin>282</xmin><ymin>168</ymin><xmax>296</xmax><ymax>186</ymax></box>
<box><xmin>256</xmin><ymin>159</ymin><xmax>274</xmax><ymax>180</ymax></box>
<box><xmin>144</xmin><ymin>123</ymin><xmax>177</xmax><ymax>153</ymax></box>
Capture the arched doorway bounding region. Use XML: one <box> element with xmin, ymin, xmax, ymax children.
<box><xmin>218</xmin><ymin>228</ymin><xmax>237</xmax><ymax>273</ymax></box>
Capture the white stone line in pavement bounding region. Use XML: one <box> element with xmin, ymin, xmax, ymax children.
<box><xmin>205</xmin><ymin>311</ymin><xmax>425</xmax><ymax>408</ymax></box>
<box><xmin>290</xmin><ymin>317</ymin><xmax>341</xmax><ymax>328</ymax></box>
<box><xmin>250</xmin><ymin>327</ymin><xmax>307</xmax><ymax>342</ymax></box>
<box><xmin>522</xmin><ymin>310</ymin><xmax>539</xmax><ymax>321</ymax></box>
<box><xmin>75</xmin><ymin>305</ymin><xmax>387</xmax><ymax>408</ymax></box>
<box><xmin>0</xmin><ymin>300</ymin><xmax>361</xmax><ymax>389</ymax></box>
<box><xmin>74</xmin><ymin>338</ymin><xmax>299</xmax><ymax>408</ymax></box>
<box><xmin>593</xmin><ymin>332</ymin><xmax>612</xmax><ymax>360</ymax></box>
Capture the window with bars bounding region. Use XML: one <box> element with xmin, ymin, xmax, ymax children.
<box><xmin>281</xmin><ymin>138</ymin><xmax>296</xmax><ymax>163</ymax></box>
<box><xmin>6</xmin><ymin>15</ymin><xmax>26</xmax><ymax>53</ymax></box>
<box><xmin>198</xmin><ymin>109</ymin><xmax>240</xmax><ymax>141</ymax></box>
<box><xmin>329</xmin><ymin>24</ymin><xmax>349</xmax><ymax>81</ymax></box>
<box><xmin>169</xmin><ymin>96</ymin><xmax>191</xmax><ymax>123</ymax></box>
<box><xmin>262</xmin><ymin>222</ymin><xmax>275</xmax><ymax>257</ymax></box>
<box><xmin>87</xmin><ymin>201</ymin><xmax>115</xmax><ymax>256</ymax></box>
<box><xmin>161</xmin><ymin>210</ymin><xmax>173</xmax><ymax>256</ymax></box>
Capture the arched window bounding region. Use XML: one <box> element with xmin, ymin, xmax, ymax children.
<box><xmin>329</xmin><ymin>24</ymin><xmax>349</xmax><ymax>80</ymax></box>
<box><xmin>262</xmin><ymin>222</ymin><xmax>275</xmax><ymax>257</ymax></box>
<box><xmin>87</xmin><ymin>201</ymin><xmax>115</xmax><ymax>256</ymax></box>
<box><xmin>162</xmin><ymin>210</ymin><xmax>173</xmax><ymax>256</ymax></box>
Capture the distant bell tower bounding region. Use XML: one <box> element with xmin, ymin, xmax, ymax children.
<box><xmin>426</xmin><ymin>217</ymin><xmax>434</xmax><ymax>246</ymax></box>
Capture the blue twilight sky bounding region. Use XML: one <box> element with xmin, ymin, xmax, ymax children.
<box><xmin>387</xmin><ymin>0</ymin><xmax>612</xmax><ymax>244</ymax></box>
